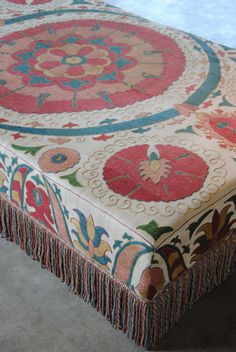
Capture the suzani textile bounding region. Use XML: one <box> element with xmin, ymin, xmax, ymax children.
<box><xmin>0</xmin><ymin>0</ymin><xmax>236</xmax><ymax>349</ymax></box>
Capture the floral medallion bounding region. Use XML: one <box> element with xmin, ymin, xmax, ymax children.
<box><xmin>38</xmin><ymin>147</ymin><xmax>80</xmax><ymax>173</ymax></box>
<box><xmin>84</xmin><ymin>136</ymin><xmax>226</xmax><ymax>216</ymax></box>
<box><xmin>195</xmin><ymin>110</ymin><xmax>236</xmax><ymax>151</ymax></box>
<box><xmin>103</xmin><ymin>144</ymin><xmax>209</xmax><ymax>202</ymax></box>
<box><xmin>0</xmin><ymin>19</ymin><xmax>185</xmax><ymax>113</ymax></box>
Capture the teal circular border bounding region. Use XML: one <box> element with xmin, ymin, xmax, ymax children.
<box><xmin>1</xmin><ymin>9</ymin><xmax>221</xmax><ymax>137</ymax></box>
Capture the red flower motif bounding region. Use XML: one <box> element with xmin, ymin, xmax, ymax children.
<box><xmin>103</xmin><ymin>144</ymin><xmax>209</xmax><ymax>202</ymax></box>
<box><xmin>0</xmin><ymin>19</ymin><xmax>185</xmax><ymax>113</ymax></box>
<box><xmin>196</xmin><ymin>111</ymin><xmax>236</xmax><ymax>151</ymax></box>
<box><xmin>35</xmin><ymin>44</ymin><xmax>112</xmax><ymax>79</ymax></box>
<box><xmin>25</xmin><ymin>180</ymin><xmax>55</xmax><ymax>232</ymax></box>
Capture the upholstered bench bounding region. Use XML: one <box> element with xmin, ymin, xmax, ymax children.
<box><xmin>0</xmin><ymin>0</ymin><xmax>235</xmax><ymax>349</ymax></box>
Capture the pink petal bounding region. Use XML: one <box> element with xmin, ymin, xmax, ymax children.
<box><xmin>66</xmin><ymin>65</ymin><xmax>85</xmax><ymax>77</ymax></box>
<box><xmin>50</xmin><ymin>48</ymin><xmax>67</xmax><ymax>57</ymax></box>
<box><xmin>77</xmin><ymin>46</ymin><xmax>94</xmax><ymax>57</ymax></box>
<box><xmin>62</xmin><ymin>44</ymin><xmax>81</xmax><ymax>56</ymax></box>
<box><xmin>38</xmin><ymin>61</ymin><xmax>60</xmax><ymax>70</ymax></box>
<box><xmin>48</xmin><ymin>64</ymin><xmax>68</xmax><ymax>76</ymax></box>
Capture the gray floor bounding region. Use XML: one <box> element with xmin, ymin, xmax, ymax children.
<box><xmin>1</xmin><ymin>1</ymin><xmax>236</xmax><ymax>351</ymax></box>
<box><xmin>0</xmin><ymin>238</ymin><xmax>236</xmax><ymax>352</ymax></box>
<box><xmin>108</xmin><ymin>0</ymin><xmax>236</xmax><ymax>48</ymax></box>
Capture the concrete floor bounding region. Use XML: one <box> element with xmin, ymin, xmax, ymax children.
<box><xmin>108</xmin><ymin>0</ymin><xmax>236</xmax><ymax>48</ymax></box>
<box><xmin>0</xmin><ymin>238</ymin><xmax>236</xmax><ymax>352</ymax></box>
<box><xmin>1</xmin><ymin>1</ymin><xmax>236</xmax><ymax>351</ymax></box>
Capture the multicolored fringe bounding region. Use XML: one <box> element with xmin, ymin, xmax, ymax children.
<box><xmin>0</xmin><ymin>195</ymin><xmax>236</xmax><ymax>350</ymax></box>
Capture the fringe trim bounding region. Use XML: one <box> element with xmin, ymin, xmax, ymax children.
<box><xmin>0</xmin><ymin>195</ymin><xmax>235</xmax><ymax>350</ymax></box>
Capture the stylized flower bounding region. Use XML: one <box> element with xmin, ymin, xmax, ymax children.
<box><xmin>138</xmin><ymin>146</ymin><xmax>171</xmax><ymax>184</ymax></box>
<box><xmin>25</xmin><ymin>180</ymin><xmax>54</xmax><ymax>232</ymax></box>
<box><xmin>195</xmin><ymin>110</ymin><xmax>236</xmax><ymax>151</ymax></box>
<box><xmin>38</xmin><ymin>147</ymin><xmax>80</xmax><ymax>173</ymax></box>
<box><xmin>71</xmin><ymin>210</ymin><xmax>112</xmax><ymax>270</ymax></box>
<box><xmin>35</xmin><ymin>44</ymin><xmax>111</xmax><ymax>79</ymax></box>
<box><xmin>136</xmin><ymin>266</ymin><xmax>165</xmax><ymax>300</ymax></box>
<box><xmin>1</xmin><ymin>20</ymin><xmax>185</xmax><ymax>113</ymax></box>
<box><xmin>174</xmin><ymin>103</ymin><xmax>198</xmax><ymax>116</ymax></box>
<box><xmin>192</xmin><ymin>203</ymin><xmax>236</xmax><ymax>262</ymax></box>
<box><xmin>103</xmin><ymin>144</ymin><xmax>208</xmax><ymax>202</ymax></box>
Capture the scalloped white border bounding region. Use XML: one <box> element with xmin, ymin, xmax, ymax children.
<box><xmin>83</xmin><ymin>134</ymin><xmax>227</xmax><ymax>217</ymax></box>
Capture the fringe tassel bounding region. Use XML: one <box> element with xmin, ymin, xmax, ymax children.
<box><xmin>0</xmin><ymin>196</ymin><xmax>235</xmax><ymax>350</ymax></box>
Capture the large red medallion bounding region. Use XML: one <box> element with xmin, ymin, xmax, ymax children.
<box><xmin>0</xmin><ymin>20</ymin><xmax>185</xmax><ymax>113</ymax></box>
<box><xmin>103</xmin><ymin>144</ymin><xmax>209</xmax><ymax>202</ymax></box>
<box><xmin>196</xmin><ymin>111</ymin><xmax>236</xmax><ymax>150</ymax></box>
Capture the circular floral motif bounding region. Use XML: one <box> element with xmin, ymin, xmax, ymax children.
<box><xmin>0</xmin><ymin>19</ymin><xmax>185</xmax><ymax>113</ymax></box>
<box><xmin>196</xmin><ymin>110</ymin><xmax>236</xmax><ymax>151</ymax></box>
<box><xmin>7</xmin><ymin>0</ymin><xmax>54</xmax><ymax>4</ymax></box>
<box><xmin>38</xmin><ymin>147</ymin><xmax>80</xmax><ymax>173</ymax></box>
<box><xmin>103</xmin><ymin>144</ymin><xmax>209</xmax><ymax>202</ymax></box>
<box><xmin>35</xmin><ymin>44</ymin><xmax>112</xmax><ymax>79</ymax></box>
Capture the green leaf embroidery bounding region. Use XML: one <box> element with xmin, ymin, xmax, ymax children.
<box><xmin>122</xmin><ymin>232</ymin><xmax>133</xmax><ymax>241</ymax></box>
<box><xmin>219</xmin><ymin>96</ymin><xmax>234</xmax><ymax>107</ymax></box>
<box><xmin>113</xmin><ymin>240</ymin><xmax>123</xmax><ymax>250</ymax></box>
<box><xmin>175</xmin><ymin>125</ymin><xmax>198</xmax><ymax>135</ymax></box>
<box><xmin>97</xmin><ymin>91</ymin><xmax>113</xmax><ymax>106</ymax></box>
<box><xmin>176</xmin><ymin>153</ymin><xmax>191</xmax><ymax>160</ymax></box>
<box><xmin>137</xmin><ymin>220</ymin><xmax>173</xmax><ymax>241</ymax></box>
<box><xmin>60</xmin><ymin>169</ymin><xmax>83</xmax><ymax>187</ymax></box>
<box><xmin>37</xmin><ymin>93</ymin><xmax>51</xmax><ymax>108</ymax></box>
<box><xmin>11</xmin><ymin>144</ymin><xmax>45</xmax><ymax>156</ymax></box>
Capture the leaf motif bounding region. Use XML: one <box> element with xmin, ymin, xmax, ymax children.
<box><xmin>219</xmin><ymin>96</ymin><xmax>234</xmax><ymax>107</ymax></box>
<box><xmin>122</xmin><ymin>233</ymin><xmax>133</xmax><ymax>241</ymax></box>
<box><xmin>97</xmin><ymin>91</ymin><xmax>113</xmax><ymax>106</ymax></box>
<box><xmin>137</xmin><ymin>220</ymin><xmax>173</xmax><ymax>241</ymax></box>
<box><xmin>11</xmin><ymin>144</ymin><xmax>45</xmax><ymax>156</ymax></box>
<box><xmin>175</xmin><ymin>125</ymin><xmax>198</xmax><ymax>135</ymax></box>
<box><xmin>37</xmin><ymin>93</ymin><xmax>51</xmax><ymax>108</ymax></box>
<box><xmin>187</xmin><ymin>209</ymin><xmax>213</xmax><ymax>239</ymax></box>
<box><xmin>226</xmin><ymin>195</ymin><xmax>236</xmax><ymax>209</ymax></box>
<box><xmin>176</xmin><ymin>153</ymin><xmax>191</xmax><ymax>160</ymax></box>
<box><xmin>60</xmin><ymin>169</ymin><xmax>82</xmax><ymax>187</ymax></box>
<box><xmin>113</xmin><ymin>240</ymin><xmax>123</xmax><ymax>250</ymax></box>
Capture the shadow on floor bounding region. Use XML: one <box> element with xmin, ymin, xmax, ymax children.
<box><xmin>156</xmin><ymin>273</ymin><xmax>236</xmax><ymax>351</ymax></box>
